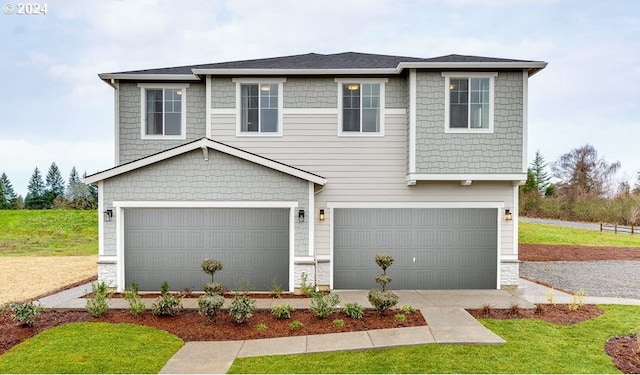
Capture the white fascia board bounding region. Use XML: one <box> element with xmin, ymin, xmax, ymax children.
<box><xmin>99</xmin><ymin>73</ymin><xmax>201</xmax><ymax>81</ymax></box>
<box><xmin>398</xmin><ymin>61</ymin><xmax>548</xmax><ymax>74</ymax></box>
<box><xmin>327</xmin><ymin>202</ymin><xmax>505</xmax><ymax>209</ymax></box>
<box><xmin>406</xmin><ymin>173</ymin><xmax>527</xmax><ymax>182</ymax></box>
<box><xmin>191</xmin><ymin>68</ymin><xmax>398</xmax><ymax>75</ymax></box>
<box><xmin>113</xmin><ymin>201</ymin><xmax>299</xmax><ymax>208</ymax></box>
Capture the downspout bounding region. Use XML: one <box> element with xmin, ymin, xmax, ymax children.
<box><xmin>111</xmin><ymin>79</ymin><xmax>120</xmax><ymax>165</ymax></box>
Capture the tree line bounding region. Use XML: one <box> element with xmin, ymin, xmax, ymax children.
<box><xmin>521</xmin><ymin>145</ymin><xmax>640</xmax><ymax>225</ymax></box>
<box><xmin>0</xmin><ymin>163</ymin><xmax>97</xmax><ymax>210</ymax></box>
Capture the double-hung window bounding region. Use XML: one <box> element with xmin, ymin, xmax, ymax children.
<box><xmin>139</xmin><ymin>83</ymin><xmax>188</xmax><ymax>139</ymax></box>
<box><xmin>234</xmin><ymin>79</ymin><xmax>284</xmax><ymax>136</ymax></box>
<box><xmin>443</xmin><ymin>73</ymin><xmax>496</xmax><ymax>133</ymax></box>
<box><xmin>336</xmin><ymin>79</ymin><xmax>386</xmax><ymax>135</ymax></box>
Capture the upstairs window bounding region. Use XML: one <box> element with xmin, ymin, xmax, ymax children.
<box><xmin>234</xmin><ymin>78</ymin><xmax>284</xmax><ymax>136</ymax></box>
<box><xmin>443</xmin><ymin>73</ymin><xmax>496</xmax><ymax>133</ymax></box>
<box><xmin>336</xmin><ymin>79</ymin><xmax>386</xmax><ymax>136</ymax></box>
<box><xmin>139</xmin><ymin>84</ymin><xmax>187</xmax><ymax>139</ymax></box>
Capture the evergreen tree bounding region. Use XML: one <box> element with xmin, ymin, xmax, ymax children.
<box><xmin>0</xmin><ymin>172</ymin><xmax>19</xmax><ymax>209</ymax></box>
<box><xmin>521</xmin><ymin>169</ymin><xmax>537</xmax><ymax>193</ymax></box>
<box><xmin>25</xmin><ymin>167</ymin><xmax>46</xmax><ymax>209</ymax></box>
<box><xmin>66</xmin><ymin>167</ymin><xmax>92</xmax><ymax>209</ymax></box>
<box><xmin>633</xmin><ymin>172</ymin><xmax>640</xmax><ymax>195</ymax></box>
<box><xmin>530</xmin><ymin>150</ymin><xmax>550</xmax><ymax>194</ymax></box>
<box><xmin>44</xmin><ymin>162</ymin><xmax>65</xmax><ymax>208</ymax></box>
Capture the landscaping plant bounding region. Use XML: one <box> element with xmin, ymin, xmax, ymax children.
<box><xmin>309</xmin><ymin>292</ymin><xmax>340</xmax><ymax>319</ymax></box>
<box><xmin>344</xmin><ymin>302</ymin><xmax>364</xmax><ymax>319</ymax></box>
<box><xmin>198</xmin><ymin>294</ymin><xmax>225</xmax><ymax>321</ymax></box>
<box><xmin>394</xmin><ymin>313</ymin><xmax>406</xmax><ymax>322</ymax></box>
<box><xmin>151</xmin><ymin>281</ymin><xmax>182</xmax><ymax>316</ymax></box>
<box><xmin>271</xmin><ymin>304</ymin><xmax>292</xmax><ymax>320</ymax></box>
<box><xmin>86</xmin><ymin>281</ymin><xmax>111</xmax><ymax>318</ymax></box>
<box><xmin>8</xmin><ymin>300</ymin><xmax>41</xmax><ymax>327</ymax></box>
<box><xmin>269</xmin><ymin>276</ymin><xmax>283</xmax><ymax>298</ymax></box>
<box><xmin>399</xmin><ymin>304</ymin><xmax>415</xmax><ymax>314</ymax></box>
<box><xmin>289</xmin><ymin>320</ymin><xmax>303</xmax><ymax>330</ymax></box>
<box><xmin>299</xmin><ymin>272</ymin><xmax>315</xmax><ymax>296</ymax></box>
<box><xmin>568</xmin><ymin>289</ymin><xmax>586</xmax><ymax>311</ymax></box>
<box><xmin>255</xmin><ymin>323</ymin><xmax>268</xmax><ymax>331</ymax></box>
<box><xmin>229</xmin><ymin>292</ymin><xmax>256</xmax><ymax>324</ymax></box>
<box><xmin>201</xmin><ymin>258</ymin><xmax>224</xmax><ymax>296</ymax></box>
<box><xmin>124</xmin><ymin>283</ymin><xmax>146</xmax><ymax>317</ymax></box>
<box><xmin>333</xmin><ymin>319</ymin><xmax>345</xmax><ymax>327</ymax></box>
<box><xmin>367</xmin><ymin>253</ymin><xmax>399</xmax><ymax>314</ymax></box>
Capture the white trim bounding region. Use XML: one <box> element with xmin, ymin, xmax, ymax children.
<box><xmin>522</xmin><ymin>70</ymin><xmax>529</xmax><ymax>173</ymax></box>
<box><xmin>329</xmin><ymin>207</ymin><xmax>335</xmax><ymax>289</ymax></box>
<box><xmin>205</xmin><ymin>75</ymin><xmax>212</xmax><ymax>139</ymax></box>
<box><xmin>308</xmin><ymin>182</ymin><xmax>315</xmax><ymax>257</ymax></box>
<box><xmin>194</xmin><ymin>68</ymin><xmax>398</xmax><ymax>75</ymax></box>
<box><xmin>138</xmin><ymin>83</ymin><xmax>189</xmax><ymax>140</ymax></box>
<box><xmin>211</xmin><ymin>108</ymin><xmax>236</xmax><ymax>115</ymax></box>
<box><xmin>84</xmin><ymin>138</ymin><xmax>327</xmax><ymax>186</ymax></box>
<box><xmin>288</xmin><ymin>208</ymin><xmax>295</xmax><ymax>293</ymax></box>
<box><xmin>233</xmin><ymin>78</ymin><xmax>286</xmax><ymax>137</ymax></box>
<box><xmin>397</xmin><ymin>61</ymin><xmax>547</xmax><ymax>72</ymax></box>
<box><xmin>113</xmin><ymin>201</ymin><xmax>298</xmax><ymax>209</ymax></box>
<box><xmin>512</xmin><ymin>184</ymin><xmax>519</xmax><ymax>260</ymax></box>
<box><xmin>327</xmin><ymin>201</ymin><xmax>504</xmax><ymax>209</ymax></box>
<box><xmin>409</xmin><ymin>69</ymin><xmax>416</xmax><ymax>174</ymax></box>
<box><xmin>116</xmin><ymin>206</ymin><xmax>124</xmax><ymax>291</ymax></box>
<box><xmin>113</xmin><ymin>80</ymin><xmax>120</xmax><ymax>165</ymax></box>
<box><xmin>495</xmin><ymin>208</ymin><xmax>502</xmax><ymax>289</ymax></box>
<box><xmin>335</xmin><ymin>78</ymin><xmax>387</xmax><ymax>137</ymax></box>
<box><xmin>97</xmin><ymin>181</ymin><xmax>104</xmax><ymax>256</ymax></box>
<box><xmin>283</xmin><ymin>108</ymin><xmax>338</xmax><ymax>115</ymax></box>
<box><xmin>406</xmin><ymin>173</ymin><xmax>527</xmax><ymax>183</ymax></box>
<box><xmin>442</xmin><ymin>72</ymin><xmax>496</xmax><ymax>134</ymax></box>
<box><xmin>100</xmin><ymin>73</ymin><xmax>200</xmax><ymax>81</ymax></box>
<box><xmin>294</xmin><ymin>256</ymin><xmax>315</xmax><ymax>264</ymax></box>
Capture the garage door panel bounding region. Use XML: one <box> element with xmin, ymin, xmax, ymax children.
<box><xmin>334</xmin><ymin>208</ymin><xmax>497</xmax><ymax>290</ymax></box>
<box><xmin>124</xmin><ymin>208</ymin><xmax>289</xmax><ymax>292</ymax></box>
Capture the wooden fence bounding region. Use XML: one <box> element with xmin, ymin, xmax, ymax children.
<box><xmin>600</xmin><ymin>223</ymin><xmax>637</xmax><ymax>235</ymax></box>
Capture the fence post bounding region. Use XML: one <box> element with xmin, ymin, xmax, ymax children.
<box><xmin>600</xmin><ymin>223</ymin><xmax>603</xmax><ymax>232</ymax></box>
<box><xmin>615</xmin><ymin>224</ymin><xmax>618</xmax><ymax>234</ymax></box>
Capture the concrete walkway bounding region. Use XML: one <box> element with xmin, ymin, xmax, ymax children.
<box><xmin>36</xmin><ymin>280</ymin><xmax>640</xmax><ymax>374</ymax></box>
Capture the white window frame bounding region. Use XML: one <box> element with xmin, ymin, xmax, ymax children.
<box><xmin>335</xmin><ymin>78</ymin><xmax>387</xmax><ymax>137</ymax></box>
<box><xmin>138</xmin><ymin>83</ymin><xmax>188</xmax><ymax>140</ymax></box>
<box><xmin>442</xmin><ymin>72</ymin><xmax>496</xmax><ymax>134</ymax></box>
<box><xmin>233</xmin><ymin>78</ymin><xmax>285</xmax><ymax>137</ymax></box>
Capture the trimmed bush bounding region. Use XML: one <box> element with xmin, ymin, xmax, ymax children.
<box><xmin>201</xmin><ymin>259</ymin><xmax>223</xmax><ymax>281</ymax></box>
<box><xmin>309</xmin><ymin>292</ymin><xmax>340</xmax><ymax>319</ymax></box>
<box><xmin>86</xmin><ymin>281</ymin><xmax>111</xmax><ymax>318</ymax></box>
<box><xmin>344</xmin><ymin>302</ymin><xmax>364</xmax><ymax>319</ymax></box>
<box><xmin>124</xmin><ymin>284</ymin><xmax>146</xmax><ymax>317</ymax></box>
<box><xmin>198</xmin><ymin>294</ymin><xmax>225</xmax><ymax>321</ymax></box>
<box><xmin>229</xmin><ymin>293</ymin><xmax>256</xmax><ymax>324</ymax></box>
<box><xmin>151</xmin><ymin>281</ymin><xmax>182</xmax><ymax>316</ymax></box>
<box><xmin>367</xmin><ymin>290</ymin><xmax>399</xmax><ymax>315</ymax></box>
<box><xmin>271</xmin><ymin>304</ymin><xmax>292</xmax><ymax>319</ymax></box>
<box><xmin>203</xmin><ymin>282</ymin><xmax>224</xmax><ymax>296</ymax></box>
<box><xmin>8</xmin><ymin>301</ymin><xmax>42</xmax><ymax>327</ymax></box>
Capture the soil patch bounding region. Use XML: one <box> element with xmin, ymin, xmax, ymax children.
<box><xmin>606</xmin><ymin>335</ymin><xmax>640</xmax><ymax>374</ymax></box>
<box><xmin>83</xmin><ymin>292</ymin><xmax>311</xmax><ymax>299</ymax></box>
<box><xmin>466</xmin><ymin>304</ymin><xmax>604</xmax><ymax>324</ymax></box>
<box><xmin>0</xmin><ymin>308</ymin><xmax>425</xmax><ymax>356</ymax></box>
<box><xmin>520</xmin><ymin>244</ymin><xmax>640</xmax><ymax>261</ymax></box>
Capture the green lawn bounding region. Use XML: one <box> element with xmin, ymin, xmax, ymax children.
<box><xmin>0</xmin><ymin>322</ymin><xmax>183</xmax><ymax>374</ymax></box>
<box><xmin>0</xmin><ymin>210</ymin><xmax>97</xmax><ymax>256</ymax></box>
<box><xmin>229</xmin><ymin>305</ymin><xmax>640</xmax><ymax>373</ymax></box>
<box><xmin>519</xmin><ymin>221</ymin><xmax>640</xmax><ymax>247</ymax></box>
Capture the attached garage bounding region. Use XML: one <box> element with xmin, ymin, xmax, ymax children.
<box><xmin>333</xmin><ymin>207</ymin><xmax>498</xmax><ymax>290</ymax></box>
<box><xmin>124</xmin><ymin>207</ymin><xmax>290</xmax><ymax>291</ymax></box>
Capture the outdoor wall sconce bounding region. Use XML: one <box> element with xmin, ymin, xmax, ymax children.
<box><xmin>319</xmin><ymin>209</ymin><xmax>325</xmax><ymax>221</ymax></box>
<box><xmin>104</xmin><ymin>209</ymin><xmax>113</xmax><ymax>222</ymax></box>
<box><xmin>298</xmin><ymin>209</ymin><xmax>305</xmax><ymax>222</ymax></box>
<box><xmin>504</xmin><ymin>209</ymin><xmax>513</xmax><ymax>221</ymax></box>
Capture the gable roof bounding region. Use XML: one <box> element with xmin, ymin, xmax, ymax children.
<box><xmin>83</xmin><ymin>138</ymin><xmax>327</xmax><ymax>186</ymax></box>
<box><xmin>98</xmin><ymin>52</ymin><xmax>547</xmax><ymax>81</ymax></box>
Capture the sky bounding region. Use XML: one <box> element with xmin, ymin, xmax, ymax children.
<box><xmin>0</xmin><ymin>0</ymin><xmax>639</xmax><ymax>197</ymax></box>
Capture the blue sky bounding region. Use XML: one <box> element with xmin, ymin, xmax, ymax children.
<box><xmin>1</xmin><ymin>0</ymin><xmax>639</xmax><ymax>197</ymax></box>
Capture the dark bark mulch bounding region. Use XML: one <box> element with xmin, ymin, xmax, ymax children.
<box><xmin>605</xmin><ymin>335</ymin><xmax>640</xmax><ymax>374</ymax></box>
<box><xmin>467</xmin><ymin>304</ymin><xmax>604</xmax><ymax>324</ymax></box>
<box><xmin>519</xmin><ymin>243</ymin><xmax>640</xmax><ymax>261</ymax></box>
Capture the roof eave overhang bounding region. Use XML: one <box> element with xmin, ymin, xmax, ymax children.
<box><xmin>397</xmin><ymin>61</ymin><xmax>548</xmax><ymax>76</ymax></box>
<box><xmin>98</xmin><ymin>73</ymin><xmax>202</xmax><ymax>83</ymax></box>
<box><xmin>190</xmin><ymin>68</ymin><xmax>398</xmax><ymax>76</ymax></box>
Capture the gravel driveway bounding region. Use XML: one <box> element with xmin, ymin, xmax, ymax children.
<box><xmin>520</xmin><ymin>261</ymin><xmax>640</xmax><ymax>299</ymax></box>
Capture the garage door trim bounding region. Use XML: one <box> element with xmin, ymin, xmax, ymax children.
<box><xmin>113</xmin><ymin>201</ymin><xmax>298</xmax><ymax>292</ymax></box>
<box><xmin>326</xmin><ymin>201</ymin><xmax>504</xmax><ymax>289</ymax></box>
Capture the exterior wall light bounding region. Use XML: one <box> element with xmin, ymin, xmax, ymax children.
<box><xmin>346</xmin><ymin>84</ymin><xmax>359</xmax><ymax>91</ymax></box>
<box><xmin>104</xmin><ymin>209</ymin><xmax>113</xmax><ymax>222</ymax></box>
<box><xmin>504</xmin><ymin>209</ymin><xmax>513</xmax><ymax>221</ymax></box>
<box><xmin>298</xmin><ymin>209</ymin><xmax>305</xmax><ymax>222</ymax></box>
<box><xmin>319</xmin><ymin>209</ymin><xmax>325</xmax><ymax>221</ymax></box>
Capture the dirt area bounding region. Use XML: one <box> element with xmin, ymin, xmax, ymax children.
<box><xmin>519</xmin><ymin>244</ymin><xmax>640</xmax><ymax>261</ymax></box>
<box><xmin>467</xmin><ymin>304</ymin><xmax>603</xmax><ymax>324</ymax></box>
<box><xmin>0</xmin><ymin>256</ymin><xmax>97</xmax><ymax>305</ymax></box>
<box><xmin>0</xmin><ymin>307</ymin><xmax>426</xmax><ymax>356</ymax></box>
<box><xmin>606</xmin><ymin>335</ymin><xmax>640</xmax><ymax>374</ymax></box>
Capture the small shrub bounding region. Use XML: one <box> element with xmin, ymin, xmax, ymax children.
<box><xmin>535</xmin><ymin>303</ymin><xmax>548</xmax><ymax>315</ymax></box>
<box><xmin>546</xmin><ymin>287</ymin><xmax>555</xmax><ymax>305</ymax></box>
<box><xmin>229</xmin><ymin>293</ymin><xmax>256</xmax><ymax>324</ymax></box>
<box><xmin>124</xmin><ymin>283</ymin><xmax>145</xmax><ymax>317</ymax></box>
<box><xmin>151</xmin><ymin>281</ymin><xmax>182</xmax><ymax>316</ymax></box>
<box><xmin>333</xmin><ymin>319</ymin><xmax>345</xmax><ymax>327</ymax></box>
<box><xmin>300</xmin><ymin>272</ymin><xmax>315</xmax><ymax>296</ymax></box>
<box><xmin>367</xmin><ymin>290</ymin><xmax>398</xmax><ymax>314</ymax></box>
<box><xmin>203</xmin><ymin>282</ymin><xmax>224</xmax><ymax>296</ymax></box>
<box><xmin>399</xmin><ymin>305</ymin><xmax>415</xmax><ymax>314</ymax></box>
<box><xmin>568</xmin><ymin>289</ymin><xmax>586</xmax><ymax>311</ymax></box>
<box><xmin>198</xmin><ymin>294</ymin><xmax>225</xmax><ymax>321</ymax></box>
<box><xmin>374</xmin><ymin>253</ymin><xmax>394</xmax><ymax>291</ymax></box>
<box><xmin>290</xmin><ymin>320</ymin><xmax>303</xmax><ymax>330</ymax></box>
<box><xmin>271</xmin><ymin>304</ymin><xmax>292</xmax><ymax>319</ymax></box>
<box><xmin>508</xmin><ymin>304</ymin><xmax>521</xmax><ymax>317</ymax></box>
<box><xmin>86</xmin><ymin>281</ymin><xmax>111</xmax><ymax>318</ymax></box>
<box><xmin>309</xmin><ymin>292</ymin><xmax>340</xmax><ymax>319</ymax></box>
<box><xmin>8</xmin><ymin>301</ymin><xmax>42</xmax><ymax>327</ymax></box>
<box><xmin>480</xmin><ymin>304</ymin><xmax>493</xmax><ymax>318</ymax></box>
<box><xmin>344</xmin><ymin>302</ymin><xmax>364</xmax><ymax>319</ymax></box>
<box><xmin>269</xmin><ymin>277</ymin><xmax>283</xmax><ymax>298</ymax></box>
<box><xmin>394</xmin><ymin>313</ymin><xmax>406</xmax><ymax>322</ymax></box>
<box><xmin>201</xmin><ymin>259</ymin><xmax>223</xmax><ymax>282</ymax></box>
<box><xmin>255</xmin><ymin>323</ymin><xmax>268</xmax><ymax>331</ymax></box>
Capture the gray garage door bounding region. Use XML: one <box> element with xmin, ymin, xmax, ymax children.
<box><xmin>334</xmin><ymin>208</ymin><xmax>497</xmax><ymax>290</ymax></box>
<box><xmin>124</xmin><ymin>208</ymin><xmax>289</xmax><ymax>291</ymax></box>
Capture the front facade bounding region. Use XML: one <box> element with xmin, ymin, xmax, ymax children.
<box><xmin>85</xmin><ymin>52</ymin><xmax>546</xmax><ymax>292</ymax></box>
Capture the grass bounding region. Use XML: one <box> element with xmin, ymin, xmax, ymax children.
<box><xmin>0</xmin><ymin>210</ymin><xmax>97</xmax><ymax>256</ymax></box>
<box><xmin>0</xmin><ymin>322</ymin><xmax>183</xmax><ymax>374</ymax></box>
<box><xmin>229</xmin><ymin>304</ymin><xmax>640</xmax><ymax>373</ymax></box>
<box><xmin>519</xmin><ymin>221</ymin><xmax>640</xmax><ymax>247</ymax></box>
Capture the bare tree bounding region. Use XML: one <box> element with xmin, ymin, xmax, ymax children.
<box><xmin>551</xmin><ymin>144</ymin><xmax>620</xmax><ymax>198</ymax></box>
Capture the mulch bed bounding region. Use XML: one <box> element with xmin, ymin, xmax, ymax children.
<box><xmin>0</xmin><ymin>307</ymin><xmax>425</xmax><ymax>356</ymax></box>
<box><xmin>519</xmin><ymin>244</ymin><xmax>640</xmax><ymax>261</ymax></box>
<box><xmin>606</xmin><ymin>335</ymin><xmax>640</xmax><ymax>374</ymax></box>
<box><xmin>467</xmin><ymin>304</ymin><xmax>604</xmax><ymax>324</ymax></box>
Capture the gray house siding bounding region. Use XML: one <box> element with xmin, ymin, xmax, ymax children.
<box><xmin>118</xmin><ymin>82</ymin><xmax>206</xmax><ymax>164</ymax></box>
<box><xmin>414</xmin><ymin>71</ymin><xmax>523</xmax><ymax>174</ymax></box>
<box><xmin>102</xmin><ymin>149</ymin><xmax>309</xmax><ymax>260</ymax></box>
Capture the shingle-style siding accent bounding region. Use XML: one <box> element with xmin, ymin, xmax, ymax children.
<box><xmin>414</xmin><ymin>71</ymin><xmax>523</xmax><ymax>174</ymax></box>
<box><xmin>211</xmin><ymin>78</ymin><xmax>235</xmax><ymax>108</ymax></box>
<box><xmin>386</xmin><ymin>77</ymin><xmax>408</xmax><ymax>108</ymax></box>
<box><xmin>102</xmin><ymin>149</ymin><xmax>309</xmax><ymax>259</ymax></box>
<box><xmin>118</xmin><ymin>82</ymin><xmax>206</xmax><ymax>164</ymax></box>
<box><xmin>284</xmin><ymin>78</ymin><xmax>336</xmax><ymax>108</ymax></box>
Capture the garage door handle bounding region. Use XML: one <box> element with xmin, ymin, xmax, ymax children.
<box><xmin>413</xmin><ymin>257</ymin><xmax>416</xmax><ymax>263</ymax></box>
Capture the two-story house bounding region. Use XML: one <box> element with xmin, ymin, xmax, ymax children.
<box><xmin>85</xmin><ymin>52</ymin><xmax>546</xmax><ymax>293</ymax></box>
